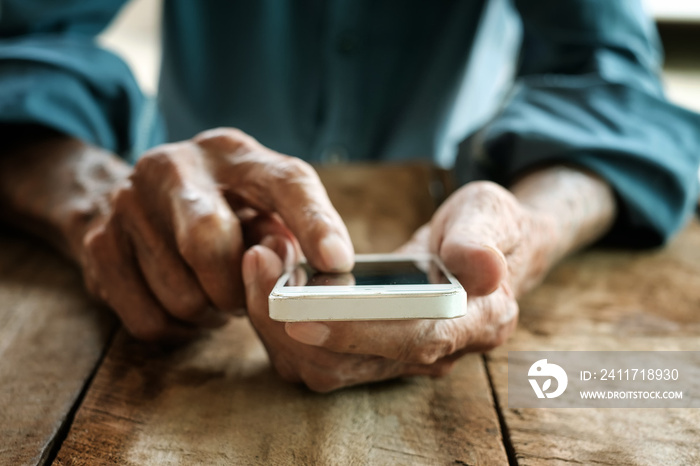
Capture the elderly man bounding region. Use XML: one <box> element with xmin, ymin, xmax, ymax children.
<box><xmin>1</xmin><ymin>0</ymin><xmax>698</xmax><ymax>391</ymax></box>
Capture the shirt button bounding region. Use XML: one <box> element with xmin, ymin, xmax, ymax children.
<box><xmin>336</xmin><ymin>31</ymin><xmax>358</xmax><ymax>55</ymax></box>
<box><xmin>320</xmin><ymin>145</ymin><xmax>349</xmax><ymax>164</ymax></box>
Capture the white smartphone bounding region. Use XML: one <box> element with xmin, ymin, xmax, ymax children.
<box><xmin>269</xmin><ymin>253</ymin><xmax>466</xmax><ymax>322</ymax></box>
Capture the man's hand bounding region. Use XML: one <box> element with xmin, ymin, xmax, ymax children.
<box><xmin>0</xmin><ymin>128</ymin><xmax>354</xmax><ymax>341</ymax></box>
<box><xmin>81</xmin><ymin>128</ymin><xmax>355</xmax><ymax>341</ymax></box>
<box><xmin>244</xmin><ymin>245</ymin><xmax>459</xmax><ymax>392</ymax></box>
<box><xmin>244</xmin><ymin>169</ymin><xmax>616</xmax><ymax>392</ymax></box>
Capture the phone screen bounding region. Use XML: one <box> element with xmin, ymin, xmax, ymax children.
<box><xmin>284</xmin><ymin>259</ymin><xmax>449</xmax><ymax>287</ymax></box>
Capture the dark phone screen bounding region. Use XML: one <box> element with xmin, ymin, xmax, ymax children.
<box><xmin>284</xmin><ymin>260</ymin><xmax>448</xmax><ymax>287</ymax></box>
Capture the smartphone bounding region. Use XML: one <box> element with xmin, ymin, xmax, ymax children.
<box><xmin>269</xmin><ymin>254</ymin><xmax>466</xmax><ymax>322</ymax></box>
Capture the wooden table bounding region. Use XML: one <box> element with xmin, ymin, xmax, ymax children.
<box><xmin>2</xmin><ymin>164</ymin><xmax>699</xmax><ymax>466</ymax></box>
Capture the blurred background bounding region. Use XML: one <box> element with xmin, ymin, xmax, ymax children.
<box><xmin>98</xmin><ymin>0</ymin><xmax>700</xmax><ymax>189</ymax></box>
<box><xmin>99</xmin><ymin>0</ymin><xmax>700</xmax><ymax>193</ymax></box>
<box><xmin>98</xmin><ymin>0</ymin><xmax>700</xmax><ymax>111</ymax></box>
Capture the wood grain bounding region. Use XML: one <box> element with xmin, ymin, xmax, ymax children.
<box><xmin>54</xmin><ymin>324</ymin><xmax>506</xmax><ymax>465</ymax></box>
<box><xmin>487</xmin><ymin>219</ymin><xmax>700</xmax><ymax>465</ymax></box>
<box><xmin>54</xmin><ymin>164</ymin><xmax>508</xmax><ymax>465</ymax></box>
<box><xmin>0</xmin><ymin>230</ymin><xmax>117</xmax><ymax>465</ymax></box>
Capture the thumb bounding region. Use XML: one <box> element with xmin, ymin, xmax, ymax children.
<box><xmin>242</xmin><ymin>245</ymin><xmax>285</xmax><ymax>325</ymax></box>
<box><xmin>431</xmin><ymin>184</ymin><xmax>517</xmax><ymax>297</ymax></box>
<box><xmin>437</xmin><ymin>232</ymin><xmax>508</xmax><ymax>297</ymax></box>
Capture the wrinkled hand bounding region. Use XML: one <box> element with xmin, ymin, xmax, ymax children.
<box><xmin>77</xmin><ymin>128</ymin><xmax>353</xmax><ymax>341</ymax></box>
<box><xmin>245</xmin><ymin>181</ymin><xmax>559</xmax><ymax>392</ymax></box>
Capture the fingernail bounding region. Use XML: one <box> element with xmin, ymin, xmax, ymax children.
<box><xmin>319</xmin><ymin>234</ymin><xmax>353</xmax><ymax>271</ymax></box>
<box><xmin>481</xmin><ymin>243</ymin><xmax>508</xmax><ymax>273</ymax></box>
<box><xmin>285</xmin><ymin>322</ymin><xmax>330</xmax><ymax>346</ymax></box>
<box><xmin>242</xmin><ymin>247</ymin><xmax>260</xmax><ymax>288</ymax></box>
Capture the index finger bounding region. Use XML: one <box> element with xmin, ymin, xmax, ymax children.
<box><xmin>268</xmin><ymin>160</ymin><xmax>354</xmax><ymax>272</ymax></box>
<box><xmin>284</xmin><ymin>284</ymin><xmax>518</xmax><ymax>362</ymax></box>
<box><xmin>195</xmin><ymin>129</ymin><xmax>354</xmax><ymax>272</ymax></box>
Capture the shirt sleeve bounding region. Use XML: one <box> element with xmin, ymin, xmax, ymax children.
<box><xmin>0</xmin><ymin>0</ymin><xmax>156</xmax><ymax>157</ymax></box>
<box><xmin>474</xmin><ymin>0</ymin><xmax>700</xmax><ymax>246</ymax></box>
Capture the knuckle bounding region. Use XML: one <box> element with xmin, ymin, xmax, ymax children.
<box><xmin>133</xmin><ymin>146</ymin><xmax>181</xmax><ymax>179</ymax></box>
<box><xmin>275</xmin><ymin>156</ymin><xmax>319</xmax><ymax>183</ymax></box>
<box><xmin>131</xmin><ymin>145</ymin><xmax>195</xmax><ymax>191</ymax></box>
<box><xmin>193</xmin><ymin>127</ymin><xmax>258</xmax><ymax>152</ymax></box>
<box><xmin>466</xmin><ymin>180</ymin><xmax>509</xmax><ymax>199</ymax></box>
<box><xmin>462</xmin><ymin>180</ymin><xmax>521</xmax><ymax>215</ymax></box>
<box><xmin>399</xmin><ymin>325</ymin><xmax>457</xmax><ymax>365</ymax></box>
<box><xmin>190</xmin><ymin>210</ymin><xmax>227</xmax><ymax>231</ymax></box>
<box><xmin>81</xmin><ymin>224</ymin><xmax>120</xmax><ymax>302</ymax></box>
<box><xmin>408</xmin><ymin>346</ymin><xmax>444</xmax><ymax>365</ymax></box>
<box><xmin>176</xmin><ymin>211</ymin><xmax>232</xmax><ymax>261</ymax></box>
<box><xmin>397</xmin><ymin>343</ymin><xmax>427</xmax><ymax>365</ymax></box>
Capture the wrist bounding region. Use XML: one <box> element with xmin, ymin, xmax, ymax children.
<box><xmin>510</xmin><ymin>206</ymin><xmax>562</xmax><ymax>297</ymax></box>
<box><xmin>58</xmin><ymin>185</ymin><xmax>114</xmax><ymax>266</ymax></box>
<box><xmin>53</xmin><ymin>143</ymin><xmax>130</xmax><ymax>265</ymax></box>
<box><xmin>0</xmin><ymin>136</ymin><xmax>130</xmax><ymax>263</ymax></box>
<box><xmin>513</xmin><ymin>166</ymin><xmax>615</xmax><ymax>250</ymax></box>
<box><xmin>509</xmin><ymin>165</ymin><xmax>616</xmax><ymax>294</ymax></box>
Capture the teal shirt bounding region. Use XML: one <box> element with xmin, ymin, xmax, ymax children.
<box><xmin>1</xmin><ymin>0</ymin><xmax>699</xmax><ymax>245</ymax></box>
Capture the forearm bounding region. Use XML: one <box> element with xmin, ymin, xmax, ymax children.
<box><xmin>509</xmin><ymin>165</ymin><xmax>617</xmax><ymax>292</ymax></box>
<box><xmin>0</xmin><ymin>130</ymin><xmax>130</xmax><ymax>262</ymax></box>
